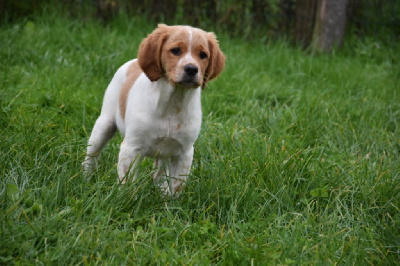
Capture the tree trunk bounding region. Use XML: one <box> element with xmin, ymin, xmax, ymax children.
<box><xmin>312</xmin><ymin>0</ymin><xmax>349</xmax><ymax>53</ymax></box>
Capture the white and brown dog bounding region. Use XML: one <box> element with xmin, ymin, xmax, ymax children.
<box><xmin>83</xmin><ymin>24</ymin><xmax>225</xmax><ymax>196</ymax></box>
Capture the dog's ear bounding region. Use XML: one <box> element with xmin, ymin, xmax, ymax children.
<box><xmin>138</xmin><ymin>24</ymin><xmax>170</xmax><ymax>82</ymax></box>
<box><xmin>203</xmin><ymin>32</ymin><xmax>226</xmax><ymax>88</ymax></box>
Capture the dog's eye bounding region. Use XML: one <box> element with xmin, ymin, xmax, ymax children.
<box><xmin>199</xmin><ymin>51</ymin><xmax>208</xmax><ymax>59</ymax></box>
<box><xmin>170</xmin><ymin>47</ymin><xmax>182</xmax><ymax>56</ymax></box>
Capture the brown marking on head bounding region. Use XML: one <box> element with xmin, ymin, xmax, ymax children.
<box><xmin>119</xmin><ymin>60</ymin><xmax>142</xmax><ymax>120</ymax></box>
<box><xmin>203</xmin><ymin>32</ymin><xmax>226</xmax><ymax>88</ymax></box>
<box><xmin>138</xmin><ymin>24</ymin><xmax>225</xmax><ymax>88</ymax></box>
<box><xmin>138</xmin><ymin>24</ymin><xmax>171</xmax><ymax>82</ymax></box>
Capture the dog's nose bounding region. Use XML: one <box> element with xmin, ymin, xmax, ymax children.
<box><xmin>184</xmin><ymin>64</ymin><xmax>198</xmax><ymax>77</ymax></box>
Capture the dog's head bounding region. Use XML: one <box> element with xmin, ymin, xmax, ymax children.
<box><xmin>138</xmin><ymin>24</ymin><xmax>225</xmax><ymax>89</ymax></box>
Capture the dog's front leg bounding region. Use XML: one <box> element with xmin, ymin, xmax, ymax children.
<box><xmin>118</xmin><ymin>141</ymin><xmax>142</xmax><ymax>184</ymax></box>
<box><xmin>169</xmin><ymin>147</ymin><xmax>194</xmax><ymax>196</ymax></box>
<box><xmin>153</xmin><ymin>159</ymin><xmax>172</xmax><ymax>195</ymax></box>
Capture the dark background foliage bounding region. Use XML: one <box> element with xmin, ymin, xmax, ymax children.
<box><xmin>2</xmin><ymin>0</ymin><xmax>399</xmax><ymax>45</ymax></box>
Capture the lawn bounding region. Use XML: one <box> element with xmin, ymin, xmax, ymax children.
<box><xmin>1</xmin><ymin>10</ymin><xmax>399</xmax><ymax>264</ymax></box>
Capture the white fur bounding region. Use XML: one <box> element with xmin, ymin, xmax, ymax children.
<box><xmin>82</xmin><ymin>58</ymin><xmax>202</xmax><ymax>196</ymax></box>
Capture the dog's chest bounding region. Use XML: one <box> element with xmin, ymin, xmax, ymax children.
<box><xmin>123</xmin><ymin>81</ymin><xmax>202</xmax><ymax>158</ymax></box>
<box><xmin>141</xmin><ymin>115</ymin><xmax>200</xmax><ymax>157</ymax></box>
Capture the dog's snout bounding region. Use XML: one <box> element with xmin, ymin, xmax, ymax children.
<box><xmin>184</xmin><ymin>64</ymin><xmax>198</xmax><ymax>77</ymax></box>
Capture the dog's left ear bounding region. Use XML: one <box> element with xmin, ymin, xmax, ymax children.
<box><xmin>138</xmin><ymin>24</ymin><xmax>170</xmax><ymax>82</ymax></box>
<box><xmin>203</xmin><ymin>32</ymin><xmax>226</xmax><ymax>89</ymax></box>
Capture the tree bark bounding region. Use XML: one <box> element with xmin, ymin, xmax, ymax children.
<box><xmin>312</xmin><ymin>0</ymin><xmax>349</xmax><ymax>53</ymax></box>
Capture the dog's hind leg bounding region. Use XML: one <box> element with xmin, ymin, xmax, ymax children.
<box><xmin>83</xmin><ymin>115</ymin><xmax>117</xmax><ymax>173</ymax></box>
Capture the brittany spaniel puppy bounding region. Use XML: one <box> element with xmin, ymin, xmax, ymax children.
<box><xmin>83</xmin><ymin>24</ymin><xmax>225</xmax><ymax>196</ymax></box>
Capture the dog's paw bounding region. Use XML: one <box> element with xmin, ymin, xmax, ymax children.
<box><xmin>157</xmin><ymin>180</ymin><xmax>173</xmax><ymax>197</ymax></box>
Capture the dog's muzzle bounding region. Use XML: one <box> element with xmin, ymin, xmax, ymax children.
<box><xmin>178</xmin><ymin>64</ymin><xmax>200</xmax><ymax>88</ymax></box>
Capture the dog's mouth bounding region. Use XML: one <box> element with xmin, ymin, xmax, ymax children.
<box><xmin>177</xmin><ymin>81</ymin><xmax>200</xmax><ymax>88</ymax></box>
<box><xmin>176</xmin><ymin>78</ymin><xmax>201</xmax><ymax>88</ymax></box>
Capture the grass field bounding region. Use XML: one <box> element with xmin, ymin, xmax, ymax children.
<box><xmin>1</xmin><ymin>10</ymin><xmax>400</xmax><ymax>265</ymax></box>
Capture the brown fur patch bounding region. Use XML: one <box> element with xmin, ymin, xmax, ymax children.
<box><xmin>138</xmin><ymin>24</ymin><xmax>225</xmax><ymax>88</ymax></box>
<box><xmin>161</xmin><ymin>27</ymin><xmax>209</xmax><ymax>88</ymax></box>
<box><xmin>119</xmin><ymin>60</ymin><xmax>143</xmax><ymax>120</ymax></box>
<box><xmin>203</xmin><ymin>32</ymin><xmax>226</xmax><ymax>88</ymax></box>
<box><xmin>138</xmin><ymin>24</ymin><xmax>171</xmax><ymax>82</ymax></box>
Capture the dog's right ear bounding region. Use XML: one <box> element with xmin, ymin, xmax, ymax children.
<box><xmin>138</xmin><ymin>24</ymin><xmax>170</xmax><ymax>82</ymax></box>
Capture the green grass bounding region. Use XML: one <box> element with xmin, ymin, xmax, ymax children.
<box><xmin>1</xmin><ymin>10</ymin><xmax>400</xmax><ymax>265</ymax></box>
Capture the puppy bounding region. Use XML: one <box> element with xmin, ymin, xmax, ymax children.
<box><xmin>83</xmin><ymin>24</ymin><xmax>225</xmax><ymax>196</ymax></box>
